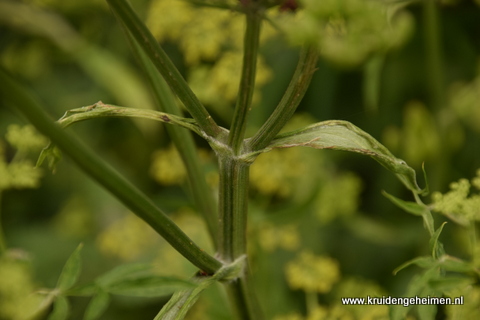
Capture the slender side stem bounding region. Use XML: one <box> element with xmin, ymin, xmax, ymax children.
<box><xmin>0</xmin><ymin>69</ymin><xmax>222</xmax><ymax>274</ymax></box>
<box><xmin>423</xmin><ymin>0</ymin><xmax>449</xmax><ymax>191</ymax></box>
<box><xmin>248</xmin><ymin>46</ymin><xmax>318</xmax><ymax>152</ymax></box>
<box><xmin>228</xmin><ymin>8</ymin><xmax>262</xmax><ymax>154</ymax></box>
<box><xmin>108</xmin><ymin>28</ymin><xmax>219</xmax><ymax>246</ymax></box>
<box><xmin>106</xmin><ymin>0</ymin><xmax>221</xmax><ymax>138</ymax></box>
<box><xmin>423</xmin><ymin>0</ymin><xmax>445</xmax><ymax>112</ymax></box>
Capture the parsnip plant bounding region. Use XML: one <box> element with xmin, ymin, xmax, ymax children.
<box><xmin>0</xmin><ymin>0</ymin><xmax>479</xmax><ymax>319</ymax></box>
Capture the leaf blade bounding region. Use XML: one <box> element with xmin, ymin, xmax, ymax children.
<box><xmin>57</xmin><ymin>243</ymin><xmax>83</xmax><ymax>292</ymax></box>
<box><xmin>256</xmin><ymin>120</ymin><xmax>424</xmax><ymax>194</ymax></box>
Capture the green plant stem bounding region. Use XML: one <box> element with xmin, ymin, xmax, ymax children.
<box><xmin>0</xmin><ymin>69</ymin><xmax>222</xmax><ymax>274</ymax></box>
<box><xmin>218</xmin><ymin>158</ymin><xmax>249</xmax><ymax>261</ymax></box>
<box><xmin>122</xmin><ymin>30</ymin><xmax>220</xmax><ymax>248</ymax></box>
<box><xmin>469</xmin><ymin>221</ymin><xmax>477</xmax><ymax>262</ymax></box>
<box><xmin>105</xmin><ymin>0</ymin><xmax>221</xmax><ymax>138</ymax></box>
<box><xmin>228</xmin><ymin>8</ymin><xmax>262</xmax><ymax>154</ymax></box>
<box><xmin>423</xmin><ymin>0</ymin><xmax>445</xmax><ymax>112</ymax></box>
<box><xmin>305</xmin><ymin>290</ymin><xmax>318</xmax><ymax>315</ymax></box>
<box><xmin>218</xmin><ymin>156</ymin><xmax>263</xmax><ymax>319</ymax></box>
<box><xmin>248</xmin><ymin>46</ymin><xmax>318</xmax><ymax>152</ymax></box>
<box><xmin>225</xmin><ymin>264</ymin><xmax>264</xmax><ymax>320</ymax></box>
<box><xmin>0</xmin><ymin>192</ymin><xmax>6</xmax><ymax>254</ymax></box>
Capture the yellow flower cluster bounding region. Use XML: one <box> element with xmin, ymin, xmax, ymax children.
<box><xmin>257</xmin><ymin>222</ymin><xmax>300</xmax><ymax>252</ymax></box>
<box><xmin>382</xmin><ymin>101</ymin><xmax>447</xmax><ymax>167</ymax></box>
<box><xmin>189</xmin><ymin>52</ymin><xmax>272</xmax><ymax>107</ymax></box>
<box><xmin>0</xmin><ymin>256</ymin><xmax>43</xmax><ymax>320</ymax></box>
<box><xmin>250</xmin><ymin>114</ymin><xmax>324</xmax><ymax>200</ymax></box>
<box><xmin>0</xmin><ymin>125</ymin><xmax>45</xmax><ymax>190</ymax></box>
<box><xmin>315</xmin><ymin>172</ymin><xmax>362</xmax><ymax>224</ymax></box>
<box><xmin>146</xmin><ymin>0</ymin><xmax>273</xmax><ymax>108</ymax></box>
<box><xmin>449</xmin><ymin>69</ymin><xmax>480</xmax><ymax>133</ymax></box>
<box><xmin>285</xmin><ymin>251</ymin><xmax>340</xmax><ymax>293</ymax></box>
<box><xmin>432</xmin><ymin>169</ymin><xmax>480</xmax><ymax>226</ymax></box>
<box><xmin>279</xmin><ymin>0</ymin><xmax>414</xmax><ymax>67</ymax></box>
<box><xmin>53</xmin><ymin>196</ymin><xmax>94</xmax><ymax>238</ymax></box>
<box><xmin>332</xmin><ymin>277</ymin><xmax>388</xmax><ymax>320</ymax></box>
<box><xmin>446</xmin><ymin>285</ymin><xmax>480</xmax><ymax>320</ymax></box>
<box><xmin>150</xmin><ymin>144</ymin><xmax>187</xmax><ymax>185</ymax></box>
<box><xmin>275</xmin><ymin>276</ymin><xmax>389</xmax><ymax>319</ymax></box>
<box><xmin>96</xmin><ymin>213</ymin><xmax>158</xmax><ymax>261</ymax></box>
<box><xmin>250</xmin><ymin>147</ymin><xmax>304</xmax><ymax>197</ymax></box>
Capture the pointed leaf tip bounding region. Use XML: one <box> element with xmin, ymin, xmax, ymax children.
<box><xmin>57</xmin><ymin>243</ymin><xmax>83</xmax><ymax>292</ymax></box>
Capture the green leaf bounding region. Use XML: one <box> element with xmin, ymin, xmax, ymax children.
<box><xmin>429</xmin><ymin>222</ymin><xmax>447</xmax><ymax>259</ymax></box>
<box><xmin>105</xmin><ymin>276</ymin><xmax>195</xmax><ymax>297</ymax></box>
<box><xmin>438</xmin><ymin>255</ymin><xmax>479</xmax><ymax>274</ymax></box>
<box><xmin>393</xmin><ymin>256</ymin><xmax>435</xmax><ymax>275</ymax></box>
<box><xmin>382</xmin><ymin>191</ymin><xmax>435</xmax><ymax>235</ymax></box>
<box><xmin>84</xmin><ymin>290</ymin><xmax>110</xmax><ymax>320</ymax></box>
<box><xmin>95</xmin><ymin>263</ymin><xmax>195</xmax><ymax>297</ymax></box>
<box><xmin>95</xmin><ymin>263</ymin><xmax>152</xmax><ymax>287</ymax></box>
<box><xmin>254</xmin><ymin>120</ymin><xmax>425</xmax><ymax>194</ymax></box>
<box><xmin>154</xmin><ymin>277</ymin><xmax>214</xmax><ymax>320</ymax></box>
<box><xmin>37</xmin><ymin>143</ymin><xmax>62</xmax><ymax>173</ymax></box>
<box><xmin>390</xmin><ymin>268</ymin><xmax>440</xmax><ymax>320</ymax></box>
<box><xmin>428</xmin><ymin>276</ymin><xmax>475</xmax><ymax>292</ymax></box>
<box><xmin>382</xmin><ymin>191</ymin><xmax>426</xmax><ymax>216</ymax></box>
<box><xmin>67</xmin><ymin>283</ymin><xmax>98</xmax><ymax>296</ymax></box>
<box><xmin>47</xmin><ymin>296</ymin><xmax>69</xmax><ymax>320</ymax></box>
<box><xmin>57</xmin><ymin>243</ymin><xmax>83</xmax><ymax>292</ymax></box>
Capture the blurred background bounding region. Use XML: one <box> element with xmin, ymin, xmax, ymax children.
<box><xmin>1</xmin><ymin>0</ymin><xmax>480</xmax><ymax>319</ymax></box>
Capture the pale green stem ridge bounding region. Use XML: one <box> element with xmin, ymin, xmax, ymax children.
<box><xmin>228</xmin><ymin>8</ymin><xmax>262</xmax><ymax>154</ymax></box>
<box><xmin>248</xmin><ymin>46</ymin><xmax>318</xmax><ymax>152</ymax></box>
<box><xmin>105</xmin><ymin>0</ymin><xmax>221</xmax><ymax>138</ymax></box>
<box><xmin>122</xmin><ymin>30</ymin><xmax>219</xmax><ymax>247</ymax></box>
<box><xmin>0</xmin><ymin>69</ymin><xmax>222</xmax><ymax>274</ymax></box>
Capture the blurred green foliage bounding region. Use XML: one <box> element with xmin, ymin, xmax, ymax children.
<box><xmin>1</xmin><ymin>0</ymin><xmax>480</xmax><ymax>319</ymax></box>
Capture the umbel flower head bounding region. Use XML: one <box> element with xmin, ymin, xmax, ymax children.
<box><xmin>285</xmin><ymin>250</ymin><xmax>340</xmax><ymax>293</ymax></box>
<box><xmin>432</xmin><ymin>169</ymin><xmax>480</xmax><ymax>226</ymax></box>
<box><xmin>278</xmin><ymin>0</ymin><xmax>414</xmax><ymax>67</ymax></box>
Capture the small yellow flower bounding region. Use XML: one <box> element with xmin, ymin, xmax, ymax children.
<box><xmin>96</xmin><ymin>214</ymin><xmax>157</xmax><ymax>261</ymax></box>
<box><xmin>286</xmin><ymin>251</ymin><xmax>341</xmax><ymax>293</ymax></box>
<box><xmin>258</xmin><ymin>222</ymin><xmax>300</xmax><ymax>252</ymax></box>
<box><xmin>432</xmin><ymin>172</ymin><xmax>480</xmax><ymax>225</ymax></box>
<box><xmin>150</xmin><ymin>144</ymin><xmax>186</xmax><ymax>185</ymax></box>
<box><xmin>315</xmin><ymin>172</ymin><xmax>362</xmax><ymax>224</ymax></box>
<box><xmin>0</xmin><ymin>257</ymin><xmax>43</xmax><ymax>319</ymax></box>
<box><xmin>5</xmin><ymin>124</ymin><xmax>47</xmax><ymax>153</ymax></box>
